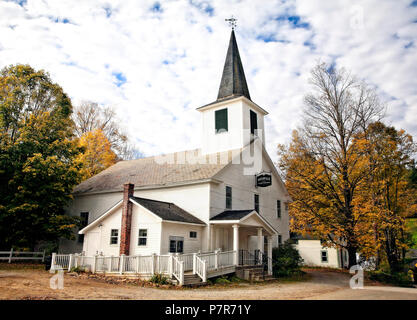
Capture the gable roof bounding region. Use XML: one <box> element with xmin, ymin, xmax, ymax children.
<box><xmin>130</xmin><ymin>196</ymin><xmax>205</xmax><ymax>225</ymax></box>
<box><xmin>210</xmin><ymin>209</ymin><xmax>278</xmax><ymax>235</ymax></box>
<box><xmin>79</xmin><ymin>197</ymin><xmax>205</xmax><ymax>234</ymax></box>
<box><xmin>210</xmin><ymin>210</ymin><xmax>254</xmax><ymax>220</ymax></box>
<box><xmin>73</xmin><ymin>148</ymin><xmax>239</xmax><ymax>195</ymax></box>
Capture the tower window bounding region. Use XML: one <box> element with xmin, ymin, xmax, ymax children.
<box><xmin>250</xmin><ymin>110</ymin><xmax>258</xmax><ymax>135</ymax></box>
<box><xmin>226</xmin><ymin>186</ymin><xmax>232</xmax><ymax>209</ymax></box>
<box><xmin>215</xmin><ymin>108</ymin><xmax>228</xmax><ymax>133</ymax></box>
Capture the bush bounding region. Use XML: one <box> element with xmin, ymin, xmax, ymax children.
<box><xmin>70</xmin><ymin>266</ymin><xmax>85</xmax><ymax>273</ymax></box>
<box><xmin>272</xmin><ymin>241</ymin><xmax>304</xmax><ymax>278</ymax></box>
<box><xmin>214</xmin><ymin>276</ymin><xmax>231</xmax><ymax>284</ymax></box>
<box><xmin>368</xmin><ymin>270</ymin><xmax>414</xmax><ymax>287</ymax></box>
<box><xmin>149</xmin><ymin>273</ymin><xmax>169</xmax><ymax>285</ymax></box>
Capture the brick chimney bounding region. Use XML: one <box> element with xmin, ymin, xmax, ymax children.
<box><xmin>120</xmin><ymin>183</ymin><xmax>134</xmax><ymax>255</ymax></box>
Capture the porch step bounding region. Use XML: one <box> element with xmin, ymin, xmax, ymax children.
<box><xmin>183</xmin><ymin>274</ymin><xmax>203</xmax><ymax>286</ymax></box>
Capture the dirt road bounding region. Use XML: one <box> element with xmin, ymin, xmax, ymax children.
<box><xmin>0</xmin><ymin>267</ymin><xmax>416</xmax><ymax>300</ymax></box>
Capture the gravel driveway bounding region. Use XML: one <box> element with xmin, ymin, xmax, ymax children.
<box><xmin>0</xmin><ymin>267</ymin><xmax>416</xmax><ymax>300</ymax></box>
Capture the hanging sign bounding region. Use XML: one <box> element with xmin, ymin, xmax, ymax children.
<box><xmin>256</xmin><ymin>173</ymin><xmax>272</xmax><ymax>187</ymax></box>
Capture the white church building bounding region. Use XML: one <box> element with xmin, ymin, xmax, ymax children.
<box><xmin>60</xmin><ymin>29</ymin><xmax>291</xmax><ymax>277</ymax></box>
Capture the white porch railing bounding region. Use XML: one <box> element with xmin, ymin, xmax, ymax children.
<box><xmin>176</xmin><ymin>253</ymin><xmax>194</xmax><ymax>271</ymax></box>
<box><xmin>195</xmin><ymin>255</ymin><xmax>207</xmax><ymax>282</ymax></box>
<box><xmin>172</xmin><ymin>256</ymin><xmax>184</xmax><ymax>285</ymax></box>
<box><xmin>50</xmin><ymin>250</ymin><xmax>238</xmax><ymax>284</ymax></box>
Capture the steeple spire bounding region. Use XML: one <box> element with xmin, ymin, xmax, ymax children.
<box><xmin>217</xmin><ymin>29</ymin><xmax>251</xmax><ymax>101</ymax></box>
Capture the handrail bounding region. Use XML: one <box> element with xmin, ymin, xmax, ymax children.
<box><xmin>172</xmin><ymin>256</ymin><xmax>184</xmax><ymax>285</ymax></box>
<box><xmin>195</xmin><ymin>255</ymin><xmax>207</xmax><ymax>282</ymax></box>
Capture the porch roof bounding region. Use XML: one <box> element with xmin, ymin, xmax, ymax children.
<box><xmin>210</xmin><ymin>210</ymin><xmax>278</xmax><ymax>235</ymax></box>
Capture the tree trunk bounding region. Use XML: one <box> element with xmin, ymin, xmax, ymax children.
<box><xmin>347</xmin><ymin>246</ymin><xmax>358</xmax><ymax>268</ymax></box>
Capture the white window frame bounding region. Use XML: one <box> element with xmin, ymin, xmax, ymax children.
<box><xmin>110</xmin><ymin>229</ymin><xmax>119</xmax><ymax>245</ymax></box>
<box><xmin>189</xmin><ymin>231</ymin><xmax>198</xmax><ymax>239</ymax></box>
<box><xmin>321</xmin><ymin>250</ymin><xmax>328</xmax><ymax>263</ymax></box>
<box><xmin>138</xmin><ymin>229</ymin><xmax>148</xmax><ymax>247</ymax></box>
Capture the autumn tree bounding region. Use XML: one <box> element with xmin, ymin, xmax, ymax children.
<box><xmin>76</xmin><ymin>129</ymin><xmax>117</xmax><ymax>180</ymax></box>
<box><xmin>354</xmin><ymin>122</ymin><xmax>417</xmax><ymax>271</ymax></box>
<box><xmin>0</xmin><ymin>64</ymin><xmax>82</xmax><ymax>249</ymax></box>
<box><xmin>278</xmin><ymin>62</ymin><xmax>383</xmax><ymax>268</ymax></box>
<box><xmin>72</xmin><ymin>101</ymin><xmax>140</xmax><ymax>160</ymax></box>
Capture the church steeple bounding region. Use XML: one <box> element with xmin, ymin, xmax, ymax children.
<box><xmin>217</xmin><ymin>30</ymin><xmax>251</xmax><ymax>101</ymax></box>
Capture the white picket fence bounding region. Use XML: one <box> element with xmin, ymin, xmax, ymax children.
<box><xmin>51</xmin><ymin>250</ymin><xmax>237</xmax><ymax>286</ymax></box>
<box><xmin>0</xmin><ymin>249</ymin><xmax>45</xmax><ymax>263</ymax></box>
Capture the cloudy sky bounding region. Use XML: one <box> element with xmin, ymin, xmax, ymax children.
<box><xmin>1</xmin><ymin>0</ymin><xmax>416</xmax><ymax>161</ymax></box>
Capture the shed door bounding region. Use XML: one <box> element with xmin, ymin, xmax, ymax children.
<box><xmin>86</xmin><ymin>232</ymin><xmax>99</xmax><ymax>256</ymax></box>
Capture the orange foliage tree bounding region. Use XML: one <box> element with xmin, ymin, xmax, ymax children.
<box><xmin>76</xmin><ymin>129</ymin><xmax>117</xmax><ymax>180</ymax></box>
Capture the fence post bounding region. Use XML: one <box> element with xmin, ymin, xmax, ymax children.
<box><xmin>202</xmin><ymin>260</ymin><xmax>207</xmax><ymax>282</ymax></box>
<box><xmin>192</xmin><ymin>253</ymin><xmax>197</xmax><ymax>274</ymax></box>
<box><xmin>168</xmin><ymin>253</ymin><xmax>174</xmax><ymax>276</ymax></box>
<box><xmin>120</xmin><ymin>254</ymin><xmax>125</xmax><ymax>275</ymax></box>
<box><xmin>179</xmin><ymin>261</ymin><xmax>184</xmax><ymax>286</ymax></box>
<box><xmin>135</xmin><ymin>256</ymin><xmax>139</xmax><ymax>274</ymax></box>
<box><xmin>68</xmin><ymin>254</ymin><xmax>74</xmax><ymax>271</ymax></box>
<box><xmin>151</xmin><ymin>253</ymin><xmax>156</xmax><ymax>275</ymax></box>
<box><xmin>74</xmin><ymin>253</ymin><xmax>79</xmax><ymax>268</ymax></box>
<box><xmin>8</xmin><ymin>248</ymin><xmax>13</xmax><ymax>263</ymax></box>
<box><xmin>92</xmin><ymin>255</ymin><xmax>97</xmax><ymax>274</ymax></box>
<box><xmin>42</xmin><ymin>250</ymin><xmax>46</xmax><ymax>263</ymax></box>
<box><xmin>108</xmin><ymin>256</ymin><xmax>113</xmax><ymax>273</ymax></box>
<box><xmin>51</xmin><ymin>252</ymin><xmax>56</xmax><ymax>271</ymax></box>
<box><xmin>214</xmin><ymin>249</ymin><xmax>220</xmax><ymax>270</ymax></box>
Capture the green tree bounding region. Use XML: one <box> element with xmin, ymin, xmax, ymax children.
<box><xmin>0</xmin><ymin>64</ymin><xmax>82</xmax><ymax>249</ymax></box>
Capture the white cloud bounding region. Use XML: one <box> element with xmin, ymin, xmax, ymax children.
<box><xmin>0</xmin><ymin>0</ymin><xmax>416</xmax><ymax>162</ymax></box>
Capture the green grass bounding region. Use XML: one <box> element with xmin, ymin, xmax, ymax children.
<box><xmin>406</xmin><ymin>218</ymin><xmax>417</xmax><ymax>249</ymax></box>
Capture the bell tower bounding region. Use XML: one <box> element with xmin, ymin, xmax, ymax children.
<box><xmin>197</xmin><ymin>29</ymin><xmax>268</xmax><ymax>155</ymax></box>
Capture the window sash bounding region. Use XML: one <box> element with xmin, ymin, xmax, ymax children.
<box><xmin>321</xmin><ymin>251</ymin><xmax>328</xmax><ymax>262</ymax></box>
<box><xmin>226</xmin><ymin>186</ymin><xmax>232</xmax><ymax>209</ymax></box>
<box><xmin>190</xmin><ymin>231</ymin><xmax>197</xmax><ymax>238</ymax></box>
<box><xmin>254</xmin><ymin>194</ymin><xmax>259</xmax><ymax>212</ymax></box>
<box><xmin>277</xmin><ymin>200</ymin><xmax>281</xmax><ymax>218</ymax></box>
<box><xmin>110</xmin><ymin>229</ymin><xmax>118</xmax><ymax>245</ymax></box>
<box><xmin>250</xmin><ymin>110</ymin><xmax>258</xmax><ymax>135</ymax></box>
<box><xmin>138</xmin><ymin>229</ymin><xmax>147</xmax><ymax>246</ymax></box>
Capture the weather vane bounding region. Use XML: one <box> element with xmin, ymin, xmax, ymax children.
<box><xmin>225</xmin><ymin>16</ymin><xmax>237</xmax><ymax>30</ymax></box>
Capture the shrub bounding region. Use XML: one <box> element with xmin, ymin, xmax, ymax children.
<box><xmin>214</xmin><ymin>276</ymin><xmax>231</xmax><ymax>284</ymax></box>
<box><xmin>368</xmin><ymin>270</ymin><xmax>414</xmax><ymax>287</ymax></box>
<box><xmin>149</xmin><ymin>273</ymin><xmax>169</xmax><ymax>285</ymax></box>
<box><xmin>70</xmin><ymin>266</ymin><xmax>85</xmax><ymax>273</ymax></box>
<box><xmin>272</xmin><ymin>241</ymin><xmax>304</xmax><ymax>278</ymax></box>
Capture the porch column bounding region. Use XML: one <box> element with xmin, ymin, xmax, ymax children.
<box><xmin>210</xmin><ymin>224</ymin><xmax>216</xmax><ymax>252</ymax></box>
<box><xmin>267</xmin><ymin>236</ymin><xmax>273</xmax><ymax>275</ymax></box>
<box><xmin>232</xmin><ymin>224</ymin><xmax>239</xmax><ymax>265</ymax></box>
<box><xmin>257</xmin><ymin>228</ymin><xmax>263</xmax><ymax>252</ymax></box>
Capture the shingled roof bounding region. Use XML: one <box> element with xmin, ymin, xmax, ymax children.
<box><xmin>130</xmin><ymin>196</ymin><xmax>205</xmax><ymax>225</ymax></box>
<box><xmin>73</xmin><ymin>148</ymin><xmax>240</xmax><ymax>195</ymax></box>
<box><xmin>210</xmin><ymin>210</ymin><xmax>254</xmax><ymax>221</ymax></box>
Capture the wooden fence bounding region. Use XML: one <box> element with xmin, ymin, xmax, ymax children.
<box><xmin>0</xmin><ymin>249</ymin><xmax>45</xmax><ymax>263</ymax></box>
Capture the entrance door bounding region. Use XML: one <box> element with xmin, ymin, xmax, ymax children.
<box><xmin>169</xmin><ymin>236</ymin><xmax>184</xmax><ymax>253</ymax></box>
<box><xmin>86</xmin><ymin>232</ymin><xmax>99</xmax><ymax>256</ymax></box>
